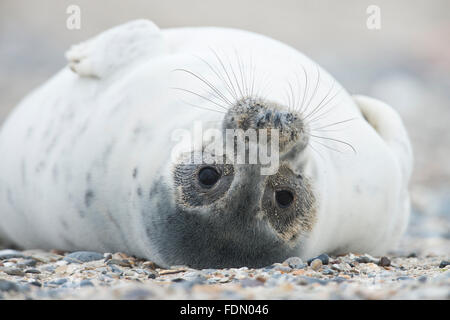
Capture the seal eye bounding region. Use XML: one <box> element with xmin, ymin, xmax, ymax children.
<box><xmin>275</xmin><ymin>190</ymin><xmax>294</xmax><ymax>208</ymax></box>
<box><xmin>198</xmin><ymin>167</ymin><xmax>221</xmax><ymax>188</ymax></box>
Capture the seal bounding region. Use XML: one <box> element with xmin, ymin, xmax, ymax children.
<box><xmin>0</xmin><ymin>20</ymin><xmax>413</xmax><ymax>268</ymax></box>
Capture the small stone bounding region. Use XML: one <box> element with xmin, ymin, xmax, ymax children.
<box><xmin>439</xmin><ymin>261</ymin><xmax>449</xmax><ymax>268</ymax></box>
<box><xmin>379</xmin><ymin>256</ymin><xmax>391</xmax><ymax>267</ymax></box>
<box><xmin>355</xmin><ymin>254</ymin><xmax>378</xmax><ymax>264</ymax></box>
<box><xmin>2</xmin><ymin>267</ymin><xmax>25</xmax><ymax>276</ymax></box>
<box><xmin>24</xmin><ymin>268</ymin><xmax>41</xmax><ymax>274</ymax></box>
<box><xmin>307</xmin><ymin>253</ymin><xmax>329</xmax><ymax>265</ymax></box>
<box><xmin>272</xmin><ymin>263</ymin><xmax>292</xmax><ymax>273</ymax></box>
<box><xmin>103</xmin><ymin>253</ymin><xmax>112</xmax><ymax>261</ymax></box>
<box><xmin>64</xmin><ymin>251</ymin><xmax>104</xmax><ymax>263</ymax></box>
<box><xmin>107</xmin><ymin>259</ymin><xmax>132</xmax><ymax>268</ymax></box>
<box><xmin>0</xmin><ymin>249</ymin><xmax>25</xmax><ymax>260</ymax></box>
<box><xmin>16</xmin><ymin>259</ymin><xmax>37</xmax><ymax>268</ymax></box>
<box><xmin>407</xmin><ymin>252</ymin><xmax>417</xmax><ymax>258</ymax></box>
<box><xmin>310</xmin><ymin>259</ymin><xmax>323</xmax><ymax>271</ymax></box>
<box><xmin>322</xmin><ymin>268</ymin><xmax>334</xmax><ymax>275</ymax></box>
<box><xmin>283</xmin><ymin>257</ymin><xmax>304</xmax><ymax>269</ymax></box>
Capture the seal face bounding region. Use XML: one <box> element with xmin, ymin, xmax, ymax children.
<box><xmin>0</xmin><ymin>20</ymin><xmax>413</xmax><ymax>268</ymax></box>
<box><xmin>164</xmin><ymin>97</ymin><xmax>317</xmax><ymax>268</ymax></box>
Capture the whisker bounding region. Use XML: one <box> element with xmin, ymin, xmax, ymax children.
<box><xmin>194</xmin><ymin>54</ymin><xmax>237</xmax><ymax>102</ymax></box>
<box><xmin>311</xmin><ymin>140</ymin><xmax>346</xmax><ymax>154</ymax></box>
<box><xmin>224</xmin><ymin>52</ymin><xmax>244</xmax><ymax>99</ymax></box>
<box><xmin>179</xmin><ymin>99</ymin><xmax>226</xmax><ymax>114</ymax></box>
<box><xmin>298</xmin><ymin>64</ymin><xmax>309</xmax><ymax>114</ymax></box>
<box><xmin>173</xmin><ymin>68</ymin><xmax>232</xmax><ymax>106</ymax></box>
<box><xmin>210</xmin><ymin>48</ymin><xmax>239</xmax><ymax>100</ymax></box>
<box><xmin>304</xmin><ymin>64</ymin><xmax>321</xmax><ymax>115</ymax></box>
<box><xmin>310</xmin><ymin>117</ymin><xmax>358</xmax><ymax>131</ymax></box>
<box><xmin>171</xmin><ymin>87</ymin><xmax>229</xmax><ymax>110</ymax></box>
<box><xmin>303</xmin><ymin>80</ymin><xmax>336</xmax><ymax>120</ymax></box>
<box><xmin>310</xmin><ymin>134</ymin><xmax>356</xmax><ymax>154</ymax></box>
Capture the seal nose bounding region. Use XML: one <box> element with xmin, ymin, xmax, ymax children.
<box><xmin>222</xmin><ymin>97</ymin><xmax>309</xmax><ymax>154</ymax></box>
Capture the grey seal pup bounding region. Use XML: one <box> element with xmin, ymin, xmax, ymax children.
<box><xmin>0</xmin><ymin>20</ymin><xmax>413</xmax><ymax>268</ymax></box>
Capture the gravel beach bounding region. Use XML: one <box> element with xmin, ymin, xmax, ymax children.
<box><xmin>0</xmin><ymin>248</ymin><xmax>448</xmax><ymax>300</ymax></box>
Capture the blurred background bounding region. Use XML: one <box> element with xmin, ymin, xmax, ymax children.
<box><xmin>0</xmin><ymin>0</ymin><xmax>449</xmax><ymax>254</ymax></box>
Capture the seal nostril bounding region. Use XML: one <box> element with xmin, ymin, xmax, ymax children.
<box><xmin>198</xmin><ymin>167</ymin><xmax>221</xmax><ymax>188</ymax></box>
<box><xmin>275</xmin><ymin>190</ymin><xmax>294</xmax><ymax>208</ymax></box>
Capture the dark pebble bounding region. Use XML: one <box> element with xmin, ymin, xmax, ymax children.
<box><xmin>379</xmin><ymin>256</ymin><xmax>391</xmax><ymax>267</ymax></box>
<box><xmin>407</xmin><ymin>252</ymin><xmax>417</xmax><ymax>258</ymax></box>
<box><xmin>307</xmin><ymin>254</ymin><xmax>329</xmax><ymax>265</ymax></box>
<box><xmin>64</xmin><ymin>251</ymin><xmax>104</xmax><ymax>263</ymax></box>
<box><xmin>24</xmin><ymin>268</ymin><xmax>41</xmax><ymax>274</ymax></box>
<box><xmin>439</xmin><ymin>261</ymin><xmax>449</xmax><ymax>268</ymax></box>
<box><xmin>0</xmin><ymin>249</ymin><xmax>25</xmax><ymax>260</ymax></box>
<box><xmin>29</xmin><ymin>280</ymin><xmax>42</xmax><ymax>288</ymax></box>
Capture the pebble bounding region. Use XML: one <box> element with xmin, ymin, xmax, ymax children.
<box><xmin>310</xmin><ymin>259</ymin><xmax>323</xmax><ymax>271</ymax></box>
<box><xmin>0</xmin><ymin>249</ymin><xmax>25</xmax><ymax>260</ymax></box>
<box><xmin>379</xmin><ymin>256</ymin><xmax>391</xmax><ymax>267</ymax></box>
<box><xmin>24</xmin><ymin>268</ymin><xmax>41</xmax><ymax>274</ymax></box>
<box><xmin>308</xmin><ymin>253</ymin><xmax>329</xmax><ymax>265</ymax></box>
<box><xmin>2</xmin><ymin>267</ymin><xmax>25</xmax><ymax>276</ymax></box>
<box><xmin>64</xmin><ymin>251</ymin><xmax>104</xmax><ymax>263</ymax></box>
<box><xmin>16</xmin><ymin>259</ymin><xmax>37</xmax><ymax>268</ymax></box>
<box><xmin>107</xmin><ymin>259</ymin><xmax>132</xmax><ymax>268</ymax></box>
<box><xmin>283</xmin><ymin>257</ymin><xmax>304</xmax><ymax>269</ymax></box>
<box><xmin>355</xmin><ymin>254</ymin><xmax>379</xmax><ymax>264</ymax></box>
<box><xmin>439</xmin><ymin>261</ymin><xmax>449</xmax><ymax>268</ymax></box>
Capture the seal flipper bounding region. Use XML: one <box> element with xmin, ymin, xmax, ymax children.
<box><xmin>65</xmin><ymin>20</ymin><xmax>167</xmax><ymax>79</ymax></box>
<box><xmin>352</xmin><ymin>95</ymin><xmax>413</xmax><ymax>181</ymax></box>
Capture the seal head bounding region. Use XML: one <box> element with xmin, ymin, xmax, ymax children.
<box><xmin>148</xmin><ymin>97</ymin><xmax>316</xmax><ymax>268</ymax></box>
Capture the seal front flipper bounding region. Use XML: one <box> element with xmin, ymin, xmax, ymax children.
<box><xmin>352</xmin><ymin>95</ymin><xmax>413</xmax><ymax>181</ymax></box>
<box><xmin>65</xmin><ymin>20</ymin><xmax>167</xmax><ymax>79</ymax></box>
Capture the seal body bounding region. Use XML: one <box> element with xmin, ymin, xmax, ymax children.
<box><xmin>0</xmin><ymin>20</ymin><xmax>413</xmax><ymax>268</ymax></box>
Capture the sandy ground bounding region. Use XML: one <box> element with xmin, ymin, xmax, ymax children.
<box><xmin>0</xmin><ymin>1</ymin><xmax>449</xmax><ymax>299</ymax></box>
